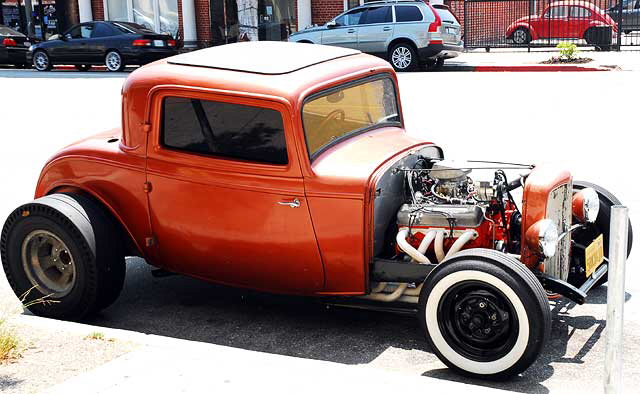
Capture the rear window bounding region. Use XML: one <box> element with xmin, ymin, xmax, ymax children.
<box><xmin>112</xmin><ymin>21</ymin><xmax>155</xmax><ymax>34</ymax></box>
<box><xmin>362</xmin><ymin>6</ymin><xmax>392</xmax><ymax>24</ymax></box>
<box><xmin>570</xmin><ymin>6</ymin><xmax>591</xmax><ymax>17</ymax></box>
<box><xmin>434</xmin><ymin>8</ymin><xmax>457</xmax><ymax>24</ymax></box>
<box><xmin>395</xmin><ymin>6</ymin><xmax>423</xmax><ymax>22</ymax></box>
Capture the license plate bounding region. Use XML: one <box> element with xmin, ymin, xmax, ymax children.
<box><xmin>585</xmin><ymin>234</ymin><xmax>604</xmax><ymax>277</ymax></box>
<box><xmin>446</xmin><ymin>27</ymin><xmax>457</xmax><ymax>35</ymax></box>
<box><xmin>24</xmin><ymin>41</ymin><xmax>31</xmax><ymax>47</ymax></box>
<box><xmin>154</xmin><ymin>40</ymin><xmax>164</xmax><ymax>47</ymax></box>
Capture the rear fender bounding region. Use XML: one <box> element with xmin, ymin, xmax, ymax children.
<box><xmin>507</xmin><ymin>23</ymin><xmax>539</xmax><ymax>40</ymax></box>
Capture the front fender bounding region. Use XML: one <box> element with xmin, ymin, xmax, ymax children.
<box><xmin>506</xmin><ymin>23</ymin><xmax>539</xmax><ymax>40</ymax></box>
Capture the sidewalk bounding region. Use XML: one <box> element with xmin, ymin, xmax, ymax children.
<box><xmin>442</xmin><ymin>48</ymin><xmax>640</xmax><ymax>72</ymax></box>
<box><xmin>3</xmin><ymin>315</ymin><xmax>513</xmax><ymax>394</ymax></box>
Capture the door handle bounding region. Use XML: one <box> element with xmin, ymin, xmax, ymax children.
<box><xmin>277</xmin><ymin>198</ymin><xmax>301</xmax><ymax>208</ymax></box>
<box><xmin>347</xmin><ymin>29</ymin><xmax>356</xmax><ymax>33</ymax></box>
<box><xmin>383</xmin><ymin>27</ymin><xmax>392</xmax><ymax>31</ymax></box>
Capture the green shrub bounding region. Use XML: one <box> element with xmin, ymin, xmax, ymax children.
<box><xmin>557</xmin><ymin>42</ymin><xmax>579</xmax><ymax>61</ymax></box>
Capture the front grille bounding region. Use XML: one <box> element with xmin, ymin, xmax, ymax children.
<box><xmin>545</xmin><ymin>182</ymin><xmax>572</xmax><ymax>281</ymax></box>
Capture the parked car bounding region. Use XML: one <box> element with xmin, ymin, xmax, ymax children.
<box><xmin>28</xmin><ymin>21</ymin><xmax>178</xmax><ymax>72</ymax></box>
<box><xmin>506</xmin><ymin>1</ymin><xmax>617</xmax><ymax>46</ymax></box>
<box><xmin>1</xmin><ymin>42</ymin><xmax>632</xmax><ymax>380</ymax></box>
<box><xmin>607</xmin><ymin>0</ymin><xmax>640</xmax><ymax>34</ymax></box>
<box><xmin>0</xmin><ymin>24</ymin><xmax>30</xmax><ymax>68</ymax></box>
<box><xmin>289</xmin><ymin>0</ymin><xmax>462</xmax><ymax>72</ymax></box>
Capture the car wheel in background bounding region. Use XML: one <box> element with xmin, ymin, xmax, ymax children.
<box><xmin>512</xmin><ymin>28</ymin><xmax>531</xmax><ymax>45</ymax></box>
<box><xmin>389</xmin><ymin>43</ymin><xmax>417</xmax><ymax>72</ymax></box>
<box><xmin>75</xmin><ymin>64</ymin><xmax>92</xmax><ymax>71</ymax></box>
<box><xmin>419</xmin><ymin>249</ymin><xmax>551</xmax><ymax>380</ymax></box>
<box><xmin>32</xmin><ymin>50</ymin><xmax>52</xmax><ymax>71</ymax></box>
<box><xmin>105</xmin><ymin>51</ymin><xmax>125</xmax><ymax>72</ymax></box>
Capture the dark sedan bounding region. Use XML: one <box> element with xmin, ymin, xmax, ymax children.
<box><xmin>29</xmin><ymin>21</ymin><xmax>178</xmax><ymax>72</ymax></box>
<box><xmin>0</xmin><ymin>25</ymin><xmax>31</xmax><ymax>68</ymax></box>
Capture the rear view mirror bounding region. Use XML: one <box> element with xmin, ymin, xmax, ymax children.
<box><xmin>327</xmin><ymin>21</ymin><xmax>338</xmax><ymax>29</ymax></box>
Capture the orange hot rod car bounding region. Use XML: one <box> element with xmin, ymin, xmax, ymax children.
<box><xmin>1</xmin><ymin>42</ymin><xmax>633</xmax><ymax>379</ymax></box>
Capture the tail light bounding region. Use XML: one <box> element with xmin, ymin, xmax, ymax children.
<box><xmin>2</xmin><ymin>37</ymin><xmax>17</xmax><ymax>47</ymax></box>
<box><xmin>132</xmin><ymin>39</ymin><xmax>152</xmax><ymax>46</ymax></box>
<box><xmin>427</xmin><ymin>4</ymin><xmax>443</xmax><ymax>44</ymax></box>
<box><xmin>167</xmin><ymin>39</ymin><xmax>176</xmax><ymax>47</ymax></box>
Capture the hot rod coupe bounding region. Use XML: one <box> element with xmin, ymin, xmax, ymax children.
<box><xmin>1</xmin><ymin>42</ymin><xmax>632</xmax><ymax>379</ymax></box>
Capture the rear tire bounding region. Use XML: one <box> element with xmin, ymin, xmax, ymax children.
<box><xmin>389</xmin><ymin>42</ymin><xmax>418</xmax><ymax>72</ymax></box>
<box><xmin>419</xmin><ymin>249</ymin><xmax>550</xmax><ymax>380</ymax></box>
<box><xmin>105</xmin><ymin>51</ymin><xmax>125</xmax><ymax>72</ymax></box>
<box><xmin>0</xmin><ymin>194</ymin><xmax>126</xmax><ymax>320</ymax></box>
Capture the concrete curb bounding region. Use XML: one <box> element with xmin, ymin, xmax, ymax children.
<box><xmin>441</xmin><ymin>64</ymin><xmax>614</xmax><ymax>72</ymax></box>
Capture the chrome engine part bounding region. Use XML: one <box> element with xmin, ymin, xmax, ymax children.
<box><xmin>397</xmin><ymin>204</ymin><xmax>484</xmax><ymax>228</ymax></box>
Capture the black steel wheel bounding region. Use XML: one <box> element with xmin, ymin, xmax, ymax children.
<box><xmin>0</xmin><ymin>194</ymin><xmax>125</xmax><ymax>320</ymax></box>
<box><xmin>512</xmin><ymin>28</ymin><xmax>531</xmax><ymax>45</ymax></box>
<box><xmin>419</xmin><ymin>249</ymin><xmax>550</xmax><ymax>380</ymax></box>
<box><xmin>571</xmin><ymin>181</ymin><xmax>633</xmax><ymax>288</ymax></box>
<box><xmin>75</xmin><ymin>64</ymin><xmax>92</xmax><ymax>71</ymax></box>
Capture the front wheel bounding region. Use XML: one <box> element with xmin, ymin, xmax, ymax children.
<box><xmin>32</xmin><ymin>50</ymin><xmax>52</xmax><ymax>71</ymax></box>
<box><xmin>389</xmin><ymin>43</ymin><xmax>417</xmax><ymax>72</ymax></box>
<box><xmin>419</xmin><ymin>249</ymin><xmax>550</xmax><ymax>380</ymax></box>
<box><xmin>512</xmin><ymin>28</ymin><xmax>531</xmax><ymax>45</ymax></box>
<box><xmin>105</xmin><ymin>51</ymin><xmax>125</xmax><ymax>72</ymax></box>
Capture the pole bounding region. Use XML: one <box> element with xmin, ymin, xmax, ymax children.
<box><xmin>604</xmin><ymin>205</ymin><xmax>628</xmax><ymax>394</ymax></box>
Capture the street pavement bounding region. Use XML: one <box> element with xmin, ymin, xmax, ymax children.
<box><xmin>0</xmin><ymin>67</ymin><xmax>639</xmax><ymax>393</ymax></box>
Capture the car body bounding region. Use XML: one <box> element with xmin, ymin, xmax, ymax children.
<box><xmin>289</xmin><ymin>0</ymin><xmax>462</xmax><ymax>71</ymax></box>
<box><xmin>607</xmin><ymin>0</ymin><xmax>640</xmax><ymax>33</ymax></box>
<box><xmin>506</xmin><ymin>1</ymin><xmax>617</xmax><ymax>45</ymax></box>
<box><xmin>28</xmin><ymin>21</ymin><xmax>178</xmax><ymax>72</ymax></box>
<box><xmin>1</xmin><ymin>42</ymin><xmax>632</xmax><ymax>380</ymax></box>
<box><xmin>0</xmin><ymin>24</ymin><xmax>31</xmax><ymax>67</ymax></box>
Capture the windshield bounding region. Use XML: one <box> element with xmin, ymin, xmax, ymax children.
<box><xmin>302</xmin><ymin>76</ymin><xmax>401</xmax><ymax>159</ymax></box>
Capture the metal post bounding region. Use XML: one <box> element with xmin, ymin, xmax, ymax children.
<box><xmin>616</xmin><ymin>0</ymin><xmax>623</xmax><ymax>50</ymax></box>
<box><xmin>604</xmin><ymin>205</ymin><xmax>628</xmax><ymax>394</ymax></box>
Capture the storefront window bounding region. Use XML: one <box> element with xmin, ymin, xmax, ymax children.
<box><xmin>158</xmin><ymin>0</ymin><xmax>178</xmax><ymax>36</ymax></box>
<box><xmin>107</xmin><ymin>0</ymin><xmax>129</xmax><ymax>21</ymax></box>
<box><xmin>132</xmin><ymin>0</ymin><xmax>155</xmax><ymax>31</ymax></box>
<box><xmin>211</xmin><ymin>0</ymin><xmax>296</xmax><ymax>45</ymax></box>
<box><xmin>0</xmin><ymin>0</ymin><xmax>65</xmax><ymax>40</ymax></box>
<box><xmin>104</xmin><ymin>0</ymin><xmax>178</xmax><ymax>37</ymax></box>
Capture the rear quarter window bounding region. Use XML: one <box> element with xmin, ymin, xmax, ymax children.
<box><xmin>162</xmin><ymin>97</ymin><xmax>288</xmax><ymax>165</ymax></box>
<box><xmin>395</xmin><ymin>6</ymin><xmax>423</xmax><ymax>22</ymax></box>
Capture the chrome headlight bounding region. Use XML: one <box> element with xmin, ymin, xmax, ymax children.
<box><xmin>572</xmin><ymin>187</ymin><xmax>600</xmax><ymax>223</ymax></box>
<box><xmin>526</xmin><ymin>219</ymin><xmax>559</xmax><ymax>258</ymax></box>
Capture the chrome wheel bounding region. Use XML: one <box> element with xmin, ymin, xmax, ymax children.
<box><xmin>513</xmin><ymin>29</ymin><xmax>529</xmax><ymax>45</ymax></box>
<box><xmin>21</xmin><ymin>230</ymin><xmax>76</xmax><ymax>298</ymax></box>
<box><xmin>33</xmin><ymin>51</ymin><xmax>50</xmax><ymax>71</ymax></box>
<box><xmin>105</xmin><ymin>51</ymin><xmax>122</xmax><ymax>72</ymax></box>
<box><xmin>391</xmin><ymin>46</ymin><xmax>412</xmax><ymax>70</ymax></box>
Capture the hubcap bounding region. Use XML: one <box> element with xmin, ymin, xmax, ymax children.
<box><xmin>21</xmin><ymin>230</ymin><xmax>76</xmax><ymax>298</ymax></box>
<box><xmin>437</xmin><ymin>280</ymin><xmax>519</xmax><ymax>362</ymax></box>
<box><xmin>392</xmin><ymin>47</ymin><xmax>412</xmax><ymax>70</ymax></box>
<box><xmin>34</xmin><ymin>53</ymin><xmax>48</xmax><ymax>70</ymax></box>
<box><xmin>106</xmin><ymin>52</ymin><xmax>121</xmax><ymax>71</ymax></box>
<box><xmin>514</xmin><ymin>30</ymin><xmax>527</xmax><ymax>44</ymax></box>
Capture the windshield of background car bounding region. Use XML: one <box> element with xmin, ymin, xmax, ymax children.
<box><xmin>302</xmin><ymin>76</ymin><xmax>401</xmax><ymax>160</ymax></box>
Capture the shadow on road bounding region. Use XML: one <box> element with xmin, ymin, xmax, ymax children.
<box><xmin>76</xmin><ymin>258</ymin><xmax>622</xmax><ymax>391</ymax></box>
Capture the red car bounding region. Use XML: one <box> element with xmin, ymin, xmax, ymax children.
<box><xmin>506</xmin><ymin>1</ymin><xmax>617</xmax><ymax>45</ymax></box>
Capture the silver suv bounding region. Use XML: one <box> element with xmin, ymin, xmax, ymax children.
<box><xmin>289</xmin><ymin>0</ymin><xmax>463</xmax><ymax>72</ymax></box>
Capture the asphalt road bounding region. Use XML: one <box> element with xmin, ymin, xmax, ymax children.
<box><xmin>1</xmin><ymin>68</ymin><xmax>639</xmax><ymax>393</ymax></box>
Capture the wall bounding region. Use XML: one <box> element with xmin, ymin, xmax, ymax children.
<box><xmin>91</xmin><ymin>0</ymin><xmax>104</xmax><ymax>20</ymax></box>
<box><xmin>311</xmin><ymin>0</ymin><xmax>343</xmax><ymax>25</ymax></box>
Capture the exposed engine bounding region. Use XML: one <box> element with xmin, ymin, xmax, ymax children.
<box><xmin>395</xmin><ymin>159</ymin><xmax>524</xmax><ymax>264</ymax></box>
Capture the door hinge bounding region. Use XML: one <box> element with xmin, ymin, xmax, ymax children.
<box><xmin>142</xmin><ymin>123</ymin><xmax>151</xmax><ymax>133</ymax></box>
<box><xmin>143</xmin><ymin>181</ymin><xmax>153</xmax><ymax>193</ymax></box>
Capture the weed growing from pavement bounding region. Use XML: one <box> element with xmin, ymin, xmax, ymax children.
<box><xmin>542</xmin><ymin>42</ymin><xmax>592</xmax><ymax>64</ymax></box>
<box><xmin>85</xmin><ymin>332</ymin><xmax>105</xmax><ymax>341</ymax></box>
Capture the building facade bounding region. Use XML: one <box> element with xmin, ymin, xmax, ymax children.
<box><xmin>1</xmin><ymin>0</ymin><xmax>441</xmax><ymax>47</ymax></box>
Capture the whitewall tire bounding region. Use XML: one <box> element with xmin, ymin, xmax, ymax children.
<box><xmin>418</xmin><ymin>249</ymin><xmax>550</xmax><ymax>380</ymax></box>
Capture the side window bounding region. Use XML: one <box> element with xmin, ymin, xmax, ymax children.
<box><xmin>546</xmin><ymin>6</ymin><xmax>569</xmax><ymax>18</ymax></box>
<box><xmin>91</xmin><ymin>23</ymin><xmax>114</xmax><ymax>38</ymax></box>
<box><xmin>570</xmin><ymin>7</ymin><xmax>591</xmax><ymax>18</ymax></box>
<box><xmin>362</xmin><ymin>6</ymin><xmax>392</xmax><ymax>24</ymax></box>
<box><xmin>162</xmin><ymin>97</ymin><xmax>288</xmax><ymax>165</ymax></box>
<box><xmin>340</xmin><ymin>8</ymin><xmax>366</xmax><ymax>25</ymax></box>
<box><xmin>80</xmin><ymin>24</ymin><xmax>94</xmax><ymax>38</ymax></box>
<box><xmin>68</xmin><ymin>26</ymin><xmax>82</xmax><ymax>39</ymax></box>
<box><xmin>395</xmin><ymin>6</ymin><xmax>423</xmax><ymax>22</ymax></box>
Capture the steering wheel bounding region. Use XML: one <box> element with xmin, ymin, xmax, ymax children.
<box><xmin>318</xmin><ymin>109</ymin><xmax>346</xmax><ymax>130</ymax></box>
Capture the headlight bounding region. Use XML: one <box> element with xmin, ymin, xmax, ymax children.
<box><xmin>525</xmin><ymin>219</ymin><xmax>559</xmax><ymax>258</ymax></box>
<box><xmin>28</xmin><ymin>45</ymin><xmax>34</xmax><ymax>52</ymax></box>
<box><xmin>572</xmin><ymin>187</ymin><xmax>600</xmax><ymax>223</ymax></box>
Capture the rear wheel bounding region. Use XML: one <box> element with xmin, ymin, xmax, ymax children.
<box><xmin>75</xmin><ymin>64</ymin><xmax>92</xmax><ymax>71</ymax></box>
<box><xmin>512</xmin><ymin>28</ymin><xmax>531</xmax><ymax>45</ymax></box>
<box><xmin>389</xmin><ymin>43</ymin><xmax>417</xmax><ymax>72</ymax></box>
<box><xmin>419</xmin><ymin>249</ymin><xmax>550</xmax><ymax>380</ymax></box>
<box><xmin>105</xmin><ymin>51</ymin><xmax>125</xmax><ymax>72</ymax></box>
<box><xmin>32</xmin><ymin>50</ymin><xmax>52</xmax><ymax>71</ymax></box>
<box><xmin>0</xmin><ymin>194</ymin><xmax>126</xmax><ymax>320</ymax></box>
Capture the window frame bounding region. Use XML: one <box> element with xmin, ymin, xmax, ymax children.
<box><xmin>394</xmin><ymin>5</ymin><xmax>425</xmax><ymax>23</ymax></box>
<box><xmin>149</xmin><ymin>87</ymin><xmax>299</xmax><ymax>176</ymax></box>
<box><xmin>300</xmin><ymin>73</ymin><xmax>403</xmax><ymax>162</ymax></box>
<box><xmin>569</xmin><ymin>6</ymin><xmax>591</xmax><ymax>18</ymax></box>
<box><xmin>360</xmin><ymin>5</ymin><xmax>393</xmax><ymax>25</ymax></box>
<box><xmin>545</xmin><ymin>5</ymin><xmax>570</xmax><ymax>18</ymax></box>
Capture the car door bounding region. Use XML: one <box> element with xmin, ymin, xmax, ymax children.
<box><xmin>66</xmin><ymin>23</ymin><xmax>95</xmax><ymax>62</ymax></box>
<box><xmin>545</xmin><ymin>5</ymin><xmax>570</xmax><ymax>38</ymax></box>
<box><xmin>145</xmin><ymin>90</ymin><xmax>325</xmax><ymax>293</ymax></box>
<box><xmin>321</xmin><ymin>8</ymin><xmax>365</xmax><ymax>49</ymax></box>
<box><xmin>568</xmin><ymin>6</ymin><xmax>592</xmax><ymax>38</ymax></box>
<box><xmin>357</xmin><ymin>5</ymin><xmax>394</xmax><ymax>54</ymax></box>
<box><xmin>89</xmin><ymin>22</ymin><xmax>116</xmax><ymax>61</ymax></box>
